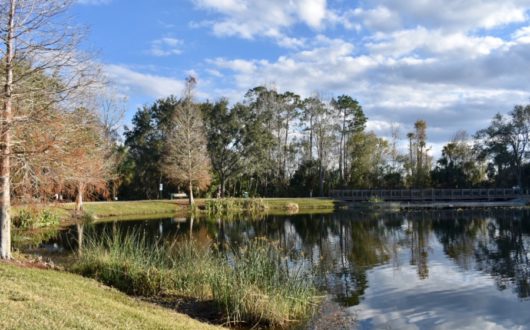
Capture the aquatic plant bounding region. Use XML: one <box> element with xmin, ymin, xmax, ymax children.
<box><xmin>72</xmin><ymin>230</ymin><xmax>318</xmax><ymax>327</ymax></box>
<box><xmin>203</xmin><ymin>198</ymin><xmax>268</xmax><ymax>217</ymax></box>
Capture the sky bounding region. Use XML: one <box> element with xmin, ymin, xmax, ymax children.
<box><xmin>72</xmin><ymin>0</ymin><xmax>530</xmax><ymax>155</ymax></box>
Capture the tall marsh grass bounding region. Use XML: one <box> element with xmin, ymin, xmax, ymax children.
<box><xmin>204</xmin><ymin>198</ymin><xmax>268</xmax><ymax>216</ymax></box>
<box><xmin>71</xmin><ymin>230</ymin><xmax>318</xmax><ymax>327</ymax></box>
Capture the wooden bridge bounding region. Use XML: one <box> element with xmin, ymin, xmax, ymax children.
<box><xmin>331</xmin><ymin>188</ymin><xmax>524</xmax><ymax>202</ymax></box>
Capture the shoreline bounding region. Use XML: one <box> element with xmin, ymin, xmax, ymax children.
<box><xmin>14</xmin><ymin>198</ymin><xmax>343</xmax><ymax>223</ymax></box>
<box><xmin>347</xmin><ymin>198</ymin><xmax>529</xmax><ymax>210</ymax></box>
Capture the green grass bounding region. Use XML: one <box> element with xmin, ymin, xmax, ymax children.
<box><xmin>202</xmin><ymin>198</ymin><xmax>268</xmax><ymax>217</ymax></box>
<box><xmin>61</xmin><ymin>200</ymin><xmax>185</xmax><ymax>219</ymax></box>
<box><xmin>13</xmin><ymin>198</ymin><xmax>339</xmax><ymax>225</ymax></box>
<box><xmin>0</xmin><ymin>262</ymin><xmax>224</xmax><ymax>330</ymax></box>
<box><xmin>12</xmin><ymin>205</ymin><xmax>70</xmax><ymax>224</ymax></box>
<box><xmin>198</xmin><ymin>197</ymin><xmax>341</xmax><ymax>215</ymax></box>
<box><xmin>263</xmin><ymin>198</ymin><xmax>340</xmax><ymax>210</ymax></box>
<box><xmin>91</xmin><ymin>213</ymin><xmax>185</xmax><ymax>223</ymax></box>
<box><xmin>72</xmin><ymin>230</ymin><xmax>319</xmax><ymax>328</ymax></box>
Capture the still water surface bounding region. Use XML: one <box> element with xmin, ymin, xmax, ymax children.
<box><xmin>43</xmin><ymin>209</ymin><xmax>530</xmax><ymax>329</ymax></box>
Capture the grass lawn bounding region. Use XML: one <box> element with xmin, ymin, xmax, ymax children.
<box><xmin>262</xmin><ymin>198</ymin><xmax>341</xmax><ymax>210</ymax></box>
<box><xmin>0</xmin><ymin>262</ymin><xmax>224</xmax><ymax>330</ymax></box>
<box><xmin>12</xmin><ymin>205</ymin><xmax>71</xmax><ymax>222</ymax></box>
<box><xmin>13</xmin><ymin>198</ymin><xmax>341</xmax><ymax>225</ymax></box>
<box><xmin>60</xmin><ymin>200</ymin><xmax>185</xmax><ymax>219</ymax></box>
<box><xmin>195</xmin><ymin>197</ymin><xmax>340</xmax><ymax>209</ymax></box>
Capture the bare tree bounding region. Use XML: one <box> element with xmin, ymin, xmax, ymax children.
<box><xmin>389</xmin><ymin>123</ymin><xmax>401</xmax><ymax>172</ymax></box>
<box><xmin>0</xmin><ymin>0</ymin><xmax>96</xmax><ymax>258</ymax></box>
<box><xmin>163</xmin><ymin>76</ymin><xmax>211</xmax><ymax>205</ymax></box>
<box><xmin>97</xmin><ymin>88</ymin><xmax>127</xmax><ymax>141</ymax></box>
<box><xmin>60</xmin><ymin>108</ymin><xmax>114</xmax><ymax>213</ymax></box>
<box><xmin>314</xmin><ymin>100</ymin><xmax>334</xmax><ymax>196</ymax></box>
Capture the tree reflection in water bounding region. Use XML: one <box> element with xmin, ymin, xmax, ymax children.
<box><xmin>43</xmin><ymin>208</ymin><xmax>530</xmax><ymax>305</ymax></box>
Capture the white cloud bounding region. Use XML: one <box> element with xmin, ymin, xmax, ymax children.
<box><xmin>192</xmin><ymin>0</ymin><xmax>329</xmax><ymax>45</ymax></box>
<box><xmin>105</xmin><ymin>64</ymin><xmax>184</xmax><ymax>98</ymax></box>
<box><xmin>148</xmin><ymin>37</ymin><xmax>183</xmax><ymax>57</ymax></box>
<box><xmin>375</xmin><ymin>0</ymin><xmax>529</xmax><ymax>31</ymax></box>
<box><xmin>207</xmin><ymin>32</ymin><xmax>530</xmax><ymax>151</ymax></box>
<box><xmin>353</xmin><ymin>244</ymin><xmax>530</xmax><ymax>329</ymax></box>
<box><xmin>296</xmin><ymin>0</ymin><xmax>327</xmax><ymax>29</ymax></box>
<box><xmin>367</xmin><ymin>27</ymin><xmax>506</xmax><ymax>58</ymax></box>
<box><xmin>76</xmin><ymin>0</ymin><xmax>111</xmax><ymax>5</ymax></box>
<box><xmin>347</xmin><ymin>6</ymin><xmax>402</xmax><ymax>32</ymax></box>
<box><xmin>512</xmin><ymin>25</ymin><xmax>530</xmax><ymax>43</ymax></box>
<box><xmin>153</xmin><ymin>0</ymin><xmax>530</xmax><ymax>155</ymax></box>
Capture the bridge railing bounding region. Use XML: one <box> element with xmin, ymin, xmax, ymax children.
<box><xmin>330</xmin><ymin>188</ymin><xmax>522</xmax><ymax>202</ymax></box>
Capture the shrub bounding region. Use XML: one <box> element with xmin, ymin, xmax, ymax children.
<box><xmin>284</xmin><ymin>202</ymin><xmax>299</xmax><ymax>213</ymax></box>
<box><xmin>368</xmin><ymin>196</ymin><xmax>384</xmax><ymax>203</ymax></box>
<box><xmin>12</xmin><ymin>207</ymin><xmax>60</xmax><ymax>230</ymax></box>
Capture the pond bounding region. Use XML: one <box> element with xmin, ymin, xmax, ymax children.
<box><xmin>36</xmin><ymin>209</ymin><xmax>530</xmax><ymax>329</ymax></box>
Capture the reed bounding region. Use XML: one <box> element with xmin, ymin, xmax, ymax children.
<box><xmin>203</xmin><ymin>198</ymin><xmax>268</xmax><ymax>217</ymax></box>
<box><xmin>72</xmin><ymin>230</ymin><xmax>318</xmax><ymax>327</ymax></box>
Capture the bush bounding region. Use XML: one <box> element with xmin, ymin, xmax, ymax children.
<box><xmin>368</xmin><ymin>196</ymin><xmax>384</xmax><ymax>203</ymax></box>
<box><xmin>12</xmin><ymin>207</ymin><xmax>60</xmax><ymax>230</ymax></box>
<box><xmin>284</xmin><ymin>202</ymin><xmax>299</xmax><ymax>213</ymax></box>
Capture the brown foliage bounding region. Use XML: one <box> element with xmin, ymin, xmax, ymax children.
<box><xmin>162</xmin><ymin>77</ymin><xmax>211</xmax><ymax>204</ymax></box>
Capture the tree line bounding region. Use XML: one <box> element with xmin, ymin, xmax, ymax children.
<box><xmin>118</xmin><ymin>80</ymin><xmax>530</xmax><ymax>202</ymax></box>
<box><xmin>2</xmin><ymin>0</ymin><xmax>530</xmax><ymax>260</ymax></box>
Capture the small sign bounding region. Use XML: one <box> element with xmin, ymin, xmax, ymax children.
<box><xmin>159</xmin><ymin>183</ymin><xmax>163</xmax><ymax>191</ymax></box>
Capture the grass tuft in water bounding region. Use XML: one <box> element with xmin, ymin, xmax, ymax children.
<box><xmin>71</xmin><ymin>230</ymin><xmax>318</xmax><ymax>328</ymax></box>
<box><xmin>203</xmin><ymin>198</ymin><xmax>268</xmax><ymax>217</ymax></box>
<box><xmin>212</xmin><ymin>238</ymin><xmax>317</xmax><ymax>326</ymax></box>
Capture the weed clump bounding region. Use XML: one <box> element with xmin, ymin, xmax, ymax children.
<box><xmin>12</xmin><ymin>207</ymin><xmax>60</xmax><ymax>230</ymax></box>
<box><xmin>204</xmin><ymin>198</ymin><xmax>268</xmax><ymax>216</ymax></box>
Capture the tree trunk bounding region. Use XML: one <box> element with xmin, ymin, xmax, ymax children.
<box><xmin>189</xmin><ymin>214</ymin><xmax>194</xmax><ymax>239</ymax></box>
<box><xmin>283</xmin><ymin>121</ymin><xmax>289</xmax><ymax>180</ymax></box>
<box><xmin>0</xmin><ymin>1</ymin><xmax>15</xmax><ymax>259</ymax></box>
<box><xmin>309</xmin><ymin>117</ymin><xmax>313</xmax><ymax>161</ymax></box>
<box><xmin>516</xmin><ymin>159</ymin><xmax>523</xmax><ymax>189</ymax></box>
<box><xmin>220</xmin><ymin>174</ymin><xmax>226</xmax><ymax>198</ymax></box>
<box><xmin>339</xmin><ymin>116</ymin><xmax>345</xmax><ymax>182</ymax></box>
<box><xmin>75</xmin><ymin>183</ymin><xmax>84</xmax><ymax>214</ymax></box>
<box><xmin>189</xmin><ymin>180</ymin><xmax>194</xmax><ymax>205</ymax></box>
<box><xmin>0</xmin><ymin>147</ymin><xmax>11</xmax><ymax>259</ymax></box>
<box><xmin>76</xmin><ymin>223</ymin><xmax>84</xmax><ymax>256</ymax></box>
<box><xmin>319</xmin><ymin>163</ymin><xmax>324</xmax><ymax>197</ymax></box>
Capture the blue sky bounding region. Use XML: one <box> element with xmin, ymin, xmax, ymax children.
<box><xmin>73</xmin><ymin>0</ymin><xmax>530</xmax><ymax>154</ymax></box>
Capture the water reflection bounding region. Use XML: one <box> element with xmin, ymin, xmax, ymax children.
<box><xmin>42</xmin><ymin>209</ymin><xmax>530</xmax><ymax>328</ymax></box>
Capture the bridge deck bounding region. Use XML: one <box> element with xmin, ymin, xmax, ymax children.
<box><xmin>331</xmin><ymin>189</ymin><xmax>523</xmax><ymax>202</ymax></box>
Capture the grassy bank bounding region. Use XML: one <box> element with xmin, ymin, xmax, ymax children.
<box><xmin>12</xmin><ymin>198</ymin><xmax>339</xmax><ymax>228</ymax></box>
<box><xmin>16</xmin><ymin>198</ymin><xmax>338</xmax><ymax>219</ymax></box>
<box><xmin>12</xmin><ymin>205</ymin><xmax>70</xmax><ymax>226</ymax></box>
<box><xmin>198</xmin><ymin>197</ymin><xmax>341</xmax><ymax>215</ymax></box>
<box><xmin>74</xmin><ymin>200</ymin><xmax>185</xmax><ymax>218</ymax></box>
<box><xmin>0</xmin><ymin>262</ymin><xmax>224</xmax><ymax>330</ymax></box>
<box><xmin>72</xmin><ymin>231</ymin><xmax>318</xmax><ymax>328</ymax></box>
<box><xmin>263</xmin><ymin>198</ymin><xmax>341</xmax><ymax>211</ymax></box>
